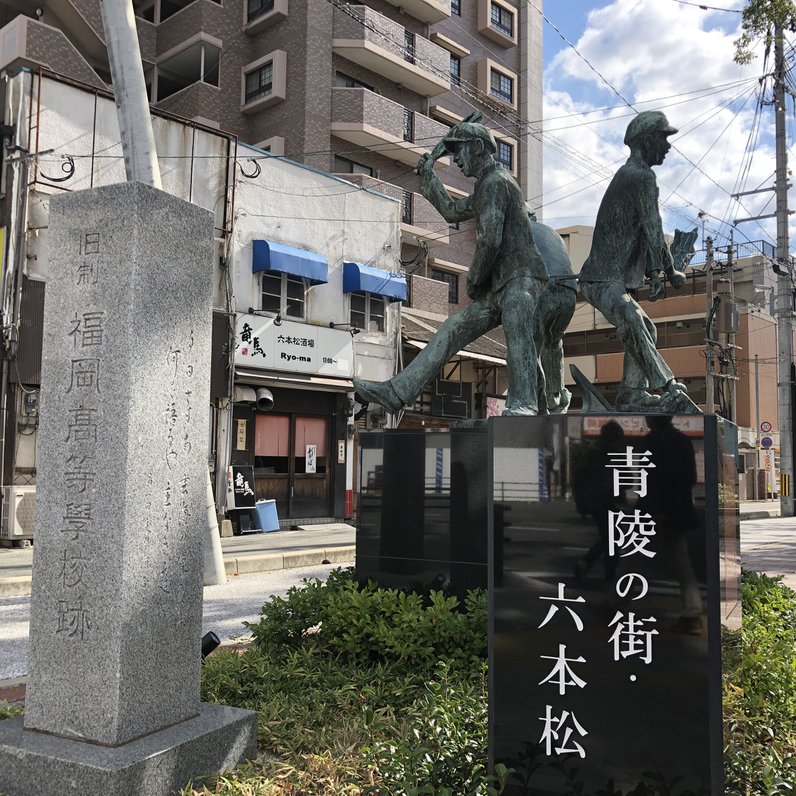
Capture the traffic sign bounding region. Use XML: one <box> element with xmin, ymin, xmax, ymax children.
<box><xmin>761</xmin><ymin>421</ymin><xmax>772</xmax><ymax>433</ymax></box>
<box><xmin>761</xmin><ymin>436</ymin><xmax>774</xmax><ymax>449</ymax></box>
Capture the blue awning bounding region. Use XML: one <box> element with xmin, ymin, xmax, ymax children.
<box><xmin>343</xmin><ymin>262</ymin><xmax>407</xmax><ymax>302</ymax></box>
<box><xmin>252</xmin><ymin>240</ymin><xmax>328</xmax><ymax>283</ymax></box>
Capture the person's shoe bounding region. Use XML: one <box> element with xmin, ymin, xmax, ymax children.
<box><xmin>503</xmin><ymin>402</ymin><xmax>538</xmax><ymax>416</ymax></box>
<box><xmin>550</xmin><ymin>387</ymin><xmax>572</xmax><ymax>415</ymax></box>
<box><xmin>353</xmin><ymin>376</ymin><xmax>404</xmax><ymax>414</ymax></box>
<box><xmin>615</xmin><ymin>388</ymin><xmax>661</xmax><ymax>412</ymax></box>
<box><xmin>662</xmin><ymin>378</ymin><xmax>688</xmax><ymax>396</ymax></box>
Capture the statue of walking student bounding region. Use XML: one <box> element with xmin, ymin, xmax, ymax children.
<box><xmin>354</xmin><ymin>114</ymin><xmax>549</xmax><ymax>416</ymax></box>
<box><xmin>577</xmin><ymin>111</ymin><xmax>700</xmax><ymax>414</ymax></box>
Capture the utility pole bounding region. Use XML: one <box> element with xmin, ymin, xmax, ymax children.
<box><xmin>773</xmin><ymin>24</ymin><xmax>793</xmax><ymax>516</ymax></box>
<box><xmin>99</xmin><ymin>0</ymin><xmax>226</xmax><ymax>582</ymax></box>
<box><xmin>705</xmin><ymin>235</ymin><xmax>715</xmax><ymax>413</ymax></box>
<box><xmin>732</xmin><ymin>24</ymin><xmax>794</xmax><ymax>516</ymax></box>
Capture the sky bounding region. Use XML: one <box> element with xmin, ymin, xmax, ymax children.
<box><xmin>534</xmin><ymin>0</ymin><xmax>785</xmax><ymax>254</ymax></box>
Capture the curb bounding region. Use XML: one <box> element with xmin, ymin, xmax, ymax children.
<box><xmin>0</xmin><ymin>677</ymin><xmax>26</xmax><ymax>704</ymax></box>
<box><xmin>226</xmin><ymin>546</ymin><xmax>355</xmax><ymax>577</ymax></box>
<box><xmin>0</xmin><ymin>577</ymin><xmax>32</xmax><ymax>598</ymax></box>
<box><xmin>0</xmin><ymin>547</ymin><xmax>356</xmax><ymax>597</ymax></box>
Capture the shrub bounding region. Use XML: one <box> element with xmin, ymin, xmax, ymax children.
<box><xmin>723</xmin><ymin>571</ymin><xmax>796</xmax><ymax>795</ymax></box>
<box><xmin>245</xmin><ymin>568</ymin><xmax>487</xmax><ymax>670</ymax></box>
<box><xmin>0</xmin><ymin>701</ymin><xmax>23</xmax><ymax>721</ymax></box>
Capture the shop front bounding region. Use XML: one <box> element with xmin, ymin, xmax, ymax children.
<box><xmin>229</xmin><ymin>313</ymin><xmax>354</xmax><ymax>525</ymax></box>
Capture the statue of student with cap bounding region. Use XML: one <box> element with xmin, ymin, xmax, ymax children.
<box><xmin>578</xmin><ymin>110</ymin><xmax>699</xmax><ymax>413</ymax></box>
<box><xmin>354</xmin><ymin>116</ymin><xmax>549</xmax><ymax>416</ymax></box>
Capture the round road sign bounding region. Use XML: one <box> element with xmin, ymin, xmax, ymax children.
<box><xmin>761</xmin><ymin>436</ymin><xmax>774</xmax><ymax>449</ymax></box>
<box><xmin>761</xmin><ymin>421</ymin><xmax>772</xmax><ymax>433</ymax></box>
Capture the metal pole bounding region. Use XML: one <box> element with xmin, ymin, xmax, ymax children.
<box><xmin>705</xmin><ymin>236</ymin><xmax>714</xmax><ymax>413</ymax></box>
<box><xmin>99</xmin><ymin>0</ymin><xmax>161</xmax><ymax>188</ymax></box>
<box><xmin>728</xmin><ymin>230</ymin><xmax>737</xmax><ymax>425</ymax></box>
<box><xmin>755</xmin><ymin>353</ymin><xmax>760</xmax><ymax>501</ymax></box>
<box><xmin>774</xmin><ymin>25</ymin><xmax>793</xmax><ymax>515</ymax></box>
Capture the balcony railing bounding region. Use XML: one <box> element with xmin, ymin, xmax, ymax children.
<box><xmin>332</xmin><ymin>5</ymin><xmax>450</xmax><ymax>97</ymax></box>
<box><xmin>331</xmin><ymin>87</ymin><xmax>450</xmax><ymax>166</ymax></box>
<box><xmin>688</xmin><ymin>240</ymin><xmax>775</xmax><ymax>266</ymax></box>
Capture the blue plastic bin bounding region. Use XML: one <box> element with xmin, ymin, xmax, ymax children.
<box><xmin>252</xmin><ymin>499</ymin><xmax>280</xmax><ymax>532</ymax></box>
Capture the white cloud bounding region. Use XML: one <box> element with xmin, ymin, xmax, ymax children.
<box><xmin>540</xmin><ymin>0</ymin><xmax>784</xmax><ymax>254</ymax></box>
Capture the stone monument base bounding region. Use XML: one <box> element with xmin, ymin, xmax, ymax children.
<box><xmin>0</xmin><ymin>702</ymin><xmax>257</xmax><ymax>796</ymax></box>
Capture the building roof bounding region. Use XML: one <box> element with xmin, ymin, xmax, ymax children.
<box><xmin>401</xmin><ymin>313</ymin><xmax>507</xmax><ymax>363</ymax></box>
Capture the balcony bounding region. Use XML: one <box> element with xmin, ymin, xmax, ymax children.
<box><xmin>332</xmin><ymin>5</ymin><xmax>450</xmax><ymax>97</ymax></box>
<box><xmin>0</xmin><ymin>16</ymin><xmax>106</xmax><ymax>89</ymax></box>
<box><xmin>330</xmin><ymin>173</ymin><xmax>449</xmax><ymax>248</ymax></box>
<box><xmin>156</xmin><ymin>0</ymin><xmax>225</xmax><ymax>57</ymax></box>
<box><xmin>331</xmin><ymin>87</ymin><xmax>450</xmax><ymax>167</ymax></box>
<box><xmin>380</xmin><ymin>0</ymin><xmax>451</xmax><ymax>24</ymax></box>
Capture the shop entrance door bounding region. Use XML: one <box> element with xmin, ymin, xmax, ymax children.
<box><xmin>254</xmin><ymin>413</ymin><xmax>330</xmax><ymax>518</ymax></box>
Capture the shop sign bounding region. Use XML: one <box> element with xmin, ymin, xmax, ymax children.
<box><xmin>305</xmin><ymin>444</ymin><xmax>317</xmax><ymax>474</ymax></box>
<box><xmin>227</xmin><ymin>465</ymin><xmax>256</xmax><ymax>509</ymax></box>
<box><xmin>234</xmin><ymin>314</ymin><xmax>354</xmax><ymax>378</ymax></box>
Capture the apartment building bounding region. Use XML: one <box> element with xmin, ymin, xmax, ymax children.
<box><xmin>0</xmin><ymin>1</ymin><xmax>542</xmax><ymax>426</ymax></box>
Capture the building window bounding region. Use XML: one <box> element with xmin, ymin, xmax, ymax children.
<box><xmin>450</xmin><ymin>55</ymin><xmax>461</xmax><ymax>86</ymax></box>
<box><xmin>490</xmin><ymin>69</ymin><xmax>513</xmax><ymax>104</ymax></box>
<box><xmin>350</xmin><ymin>292</ymin><xmax>386</xmax><ymax>332</ymax></box>
<box><xmin>402</xmin><ymin>190</ymin><xmax>414</xmax><ymax>225</ymax></box>
<box><xmin>404</xmin><ymin>30</ymin><xmax>416</xmax><ymax>65</ymax></box>
<box><xmin>245</xmin><ymin>62</ymin><xmax>273</xmax><ymax>104</ymax></box>
<box><xmin>334</xmin><ymin>155</ymin><xmax>373</xmax><ymax>177</ymax></box>
<box><xmin>403</xmin><ymin>108</ymin><xmax>415</xmax><ymax>142</ymax></box>
<box><xmin>248</xmin><ymin>0</ymin><xmax>274</xmax><ymax>22</ymax></box>
<box><xmin>490</xmin><ymin>2</ymin><xmax>514</xmax><ymax>38</ymax></box>
<box><xmin>497</xmin><ymin>140</ymin><xmax>513</xmax><ymax>170</ymax></box>
<box><xmin>261</xmin><ymin>272</ymin><xmax>306</xmax><ymax>320</ymax></box>
<box><xmin>431</xmin><ymin>269</ymin><xmax>459</xmax><ymax>303</ymax></box>
<box><xmin>452</xmin><ymin>0</ymin><xmax>461</xmax><ymax>14</ymax></box>
<box><xmin>241</xmin><ymin>50</ymin><xmax>286</xmax><ymax>112</ymax></box>
<box><xmin>335</xmin><ymin>71</ymin><xmax>374</xmax><ymax>91</ymax></box>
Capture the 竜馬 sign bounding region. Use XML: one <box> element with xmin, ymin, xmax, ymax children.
<box><xmin>227</xmin><ymin>465</ymin><xmax>256</xmax><ymax>509</ymax></box>
<box><xmin>234</xmin><ymin>314</ymin><xmax>353</xmax><ymax>378</ymax></box>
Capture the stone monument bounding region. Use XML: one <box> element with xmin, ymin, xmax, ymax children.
<box><xmin>0</xmin><ymin>182</ymin><xmax>257</xmax><ymax>795</ymax></box>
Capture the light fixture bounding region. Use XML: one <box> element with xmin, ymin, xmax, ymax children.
<box><xmin>329</xmin><ymin>321</ymin><xmax>361</xmax><ymax>336</ymax></box>
<box><xmin>246</xmin><ymin>307</ymin><xmax>282</xmax><ymax>326</ymax></box>
<box><xmin>201</xmin><ymin>631</ymin><xmax>220</xmax><ymax>660</ymax></box>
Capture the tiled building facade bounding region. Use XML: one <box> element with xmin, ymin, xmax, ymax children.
<box><xmin>1</xmin><ymin>0</ymin><xmax>541</xmax><ymax>301</ymax></box>
<box><xmin>0</xmin><ymin>0</ymin><xmax>542</xmax><ymax>427</ymax></box>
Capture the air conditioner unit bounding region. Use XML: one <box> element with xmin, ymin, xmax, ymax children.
<box><xmin>1</xmin><ymin>486</ymin><xmax>36</xmax><ymax>542</ymax></box>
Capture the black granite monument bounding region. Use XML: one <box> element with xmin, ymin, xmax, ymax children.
<box><xmin>356</xmin><ymin>415</ymin><xmax>740</xmax><ymax>794</ymax></box>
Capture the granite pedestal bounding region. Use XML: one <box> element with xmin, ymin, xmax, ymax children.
<box><xmin>0</xmin><ymin>183</ymin><xmax>257</xmax><ymax>795</ymax></box>
<box><xmin>357</xmin><ymin>425</ymin><xmax>488</xmax><ymax>597</ymax></box>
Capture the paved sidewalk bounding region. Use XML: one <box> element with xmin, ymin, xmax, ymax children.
<box><xmin>0</xmin><ymin>503</ymin><xmax>783</xmax><ymax>597</ymax></box>
<box><xmin>0</xmin><ymin>523</ymin><xmax>356</xmax><ymax>597</ymax></box>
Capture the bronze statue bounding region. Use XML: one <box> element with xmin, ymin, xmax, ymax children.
<box><xmin>577</xmin><ymin>111</ymin><xmax>700</xmax><ymax>414</ymax></box>
<box><xmin>354</xmin><ymin>115</ymin><xmax>549</xmax><ymax>416</ymax></box>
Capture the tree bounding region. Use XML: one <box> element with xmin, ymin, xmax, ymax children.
<box><xmin>734</xmin><ymin>0</ymin><xmax>796</xmax><ymax>64</ymax></box>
